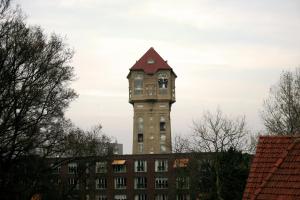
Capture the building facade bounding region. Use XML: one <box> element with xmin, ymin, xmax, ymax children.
<box><xmin>127</xmin><ymin>48</ymin><xmax>176</xmax><ymax>154</ymax></box>
<box><xmin>50</xmin><ymin>154</ymin><xmax>195</xmax><ymax>200</ymax></box>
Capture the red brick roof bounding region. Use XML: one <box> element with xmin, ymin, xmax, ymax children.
<box><xmin>130</xmin><ymin>47</ymin><xmax>174</xmax><ymax>75</ymax></box>
<box><xmin>243</xmin><ymin>136</ymin><xmax>300</xmax><ymax>200</ymax></box>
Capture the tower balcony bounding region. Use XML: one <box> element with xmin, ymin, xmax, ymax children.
<box><xmin>129</xmin><ymin>89</ymin><xmax>175</xmax><ymax>104</ymax></box>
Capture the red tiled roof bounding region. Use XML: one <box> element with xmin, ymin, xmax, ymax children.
<box><xmin>243</xmin><ymin>136</ymin><xmax>300</xmax><ymax>200</ymax></box>
<box><xmin>130</xmin><ymin>47</ymin><xmax>173</xmax><ymax>74</ymax></box>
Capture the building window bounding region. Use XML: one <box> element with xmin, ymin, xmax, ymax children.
<box><xmin>160</xmin><ymin>134</ymin><xmax>166</xmax><ymax>143</ymax></box>
<box><xmin>138</xmin><ymin>133</ymin><xmax>143</xmax><ymax>142</ymax></box>
<box><xmin>155</xmin><ymin>177</ymin><xmax>168</xmax><ymax>189</ymax></box>
<box><xmin>160</xmin><ymin>144</ymin><xmax>166</xmax><ymax>152</ymax></box>
<box><xmin>155</xmin><ymin>160</ymin><xmax>168</xmax><ymax>172</ymax></box>
<box><xmin>158</xmin><ymin>73</ymin><xmax>168</xmax><ymax>89</ymax></box>
<box><xmin>68</xmin><ymin>163</ymin><xmax>77</xmax><ymax>174</ymax></box>
<box><xmin>160</xmin><ymin>116</ymin><xmax>166</xmax><ymax>131</ymax></box>
<box><xmin>176</xmin><ymin>194</ymin><xmax>190</xmax><ymax>200</ymax></box>
<box><xmin>176</xmin><ymin>177</ymin><xmax>190</xmax><ymax>189</ymax></box>
<box><xmin>134</xmin><ymin>177</ymin><xmax>147</xmax><ymax>189</ymax></box>
<box><xmin>134</xmin><ymin>160</ymin><xmax>147</xmax><ymax>172</ymax></box>
<box><xmin>95</xmin><ymin>195</ymin><xmax>107</xmax><ymax>200</ymax></box>
<box><xmin>137</xmin><ymin>117</ymin><xmax>144</xmax><ymax>133</ymax></box>
<box><xmin>68</xmin><ymin>178</ymin><xmax>79</xmax><ymax>189</ymax></box>
<box><xmin>112</xmin><ymin>160</ymin><xmax>126</xmax><ymax>173</ymax></box>
<box><xmin>134</xmin><ymin>194</ymin><xmax>147</xmax><ymax>200</ymax></box>
<box><xmin>155</xmin><ymin>194</ymin><xmax>168</xmax><ymax>200</ymax></box>
<box><xmin>51</xmin><ymin>164</ymin><xmax>61</xmax><ymax>174</ymax></box>
<box><xmin>95</xmin><ymin>177</ymin><xmax>107</xmax><ymax>189</ymax></box>
<box><xmin>114</xmin><ymin>195</ymin><xmax>127</xmax><ymax>200</ymax></box>
<box><xmin>96</xmin><ymin>161</ymin><xmax>107</xmax><ymax>173</ymax></box>
<box><xmin>85</xmin><ymin>179</ymin><xmax>89</xmax><ymax>190</ymax></box>
<box><xmin>85</xmin><ymin>163</ymin><xmax>90</xmax><ymax>174</ymax></box>
<box><xmin>138</xmin><ymin>143</ymin><xmax>144</xmax><ymax>153</ymax></box>
<box><xmin>134</xmin><ymin>74</ymin><xmax>143</xmax><ymax>95</ymax></box>
<box><xmin>114</xmin><ymin>177</ymin><xmax>127</xmax><ymax>189</ymax></box>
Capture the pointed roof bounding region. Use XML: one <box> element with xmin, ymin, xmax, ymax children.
<box><xmin>130</xmin><ymin>47</ymin><xmax>175</xmax><ymax>75</ymax></box>
<box><xmin>243</xmin><ymin>136</ymin><xmax>300</xmax><ymax>200</ymax></box>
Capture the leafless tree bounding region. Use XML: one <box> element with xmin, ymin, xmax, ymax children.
<box><xmin>190</xmin><ymin>109</ymin><xmax>249</xmax><ymax>200</ymax></box>
<box><xmin>261</xmin><ymin>68</ymin><xmax>300</xmax><ymax>135</ymax></box>
<box><xmin>0</xmin><ymin>0</ymin><xmax>10</xmax><ymax>15</ymax></box>
<box><xmin>192</xmin><ymin>109</ymin><xmax>248</xmax><ymax>153</ymax></box>
<box><xmin>172</xmin><ymin>134</ymin><xmax>191</xmax><ymax>153</ymax></box>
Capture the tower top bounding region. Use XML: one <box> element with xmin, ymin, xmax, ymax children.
<box><xmin>130</xmin><ymin>47</ymin><xmax>176</xmax><ymax>76</ymax></box>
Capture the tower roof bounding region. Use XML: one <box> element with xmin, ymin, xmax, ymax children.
<box><xmin>130</xmin><ymin>47</ymin><xmax>175</xmax><ymax>75</ymax></box>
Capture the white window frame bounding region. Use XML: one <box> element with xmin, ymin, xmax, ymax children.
<box><xmin>68</xmin><ymin>162</ymin><xmax>77</xmax><ymax>174</ymax></box>
<box><xmin>96</xmin><ymin>161</ymin><xmax>107</xmax><ymax>173</ymax></box>
<box><xmin>95</xmin><ymin>195</ymin><xmax>107</xmax><ymax>200</ymax></box>
<box><xmin>176</xmin><ymin>194</ymin><xmax>190</xmax><ymax>200</ymax></box>
<box><xmin>114</xmin><ymin>194</ymin><xmax>127</xmax><ymax>200</ymax></box>
<box><xmin>95</xmin><ymin>177</ymin><xmax>107</xmax><ymax>189</ymax></box>
<box><xmin>134</xmin><ymin>177</ymin><xmax>147</xmax><ymax>189</ymax></box>
<box><xmin>155</xmin><ymin>177</ymin><xmax>168</xmax><ymax>189</ymax></box>
<box><xmin>134</xmin><ymin>194</ymin><xmax>147</xmax><ymax>200</ymax></box>
<box><xmin>155</xmin><ymin>160</ymin><xmax>168</xmax><ymax>172</ymax></box>
<box><xmin>114</xmin><ymin>177</ymin><xmax>126</xmax><ymax>189</ymax></box>
<box><xmin>155</xmin><ymin>194</ymin><xmax>168</xmax><ymax>200</ymax></box>
<box><xmin>134</xmin><ymin>160</ymin><xmax>147</xmax><ymax>172</ymax></box>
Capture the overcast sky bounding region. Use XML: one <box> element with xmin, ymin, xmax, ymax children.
<box><xmin>15</xmin><ymin>0</ymin><xmax>300</xmax><ymax>154</ymax></box>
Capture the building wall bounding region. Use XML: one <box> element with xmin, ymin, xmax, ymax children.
<box><xmin>51</xmin><ymin>153</ymin><xmax>196</xmax><ymax>200</ymax></box>
<box><xmin>128</xmin><ymin>70</ymin><xmax>176</xmax><ymax>154</ymax></box>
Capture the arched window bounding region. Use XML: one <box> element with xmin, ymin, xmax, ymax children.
<box><xmin>158</xmin><ymin>73</ymin><xmax>168</xmax><ymax>89</ymax></box>
<box><xmin>134</xmin><ymin>74</ymin><xmax>143</xmax><ymax>95</ymax></box>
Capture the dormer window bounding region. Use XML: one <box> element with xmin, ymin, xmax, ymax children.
<box><xmin>147</xmin><ymin>59</ymin><xmax>155</xmax><ymax>64</ymax></box>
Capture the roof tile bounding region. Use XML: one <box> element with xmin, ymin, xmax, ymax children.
<box><xmin>130</xmin><ymin>47</ymin><xmax>174</xmax><ymax>75</ymax></box>
<box><xmin>243</xmin><ymin>136</ymin><xmax>300</xmax><ymax>200</ymax></box>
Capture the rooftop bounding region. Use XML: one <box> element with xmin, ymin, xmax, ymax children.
<box><xmin>130</xmin><ymin>47</ymin><xmax>175</xmax><ymax>75</ymax></box>
<box><xmin>243</xmin><ymin>136</ymin><xmax>300</xmax><ymax>200</ymax></box>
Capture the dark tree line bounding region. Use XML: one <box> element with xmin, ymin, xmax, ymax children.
<box><xmin>0</xmin><ymin>1</ymin><xmax>114</xmax><ymax>199</ymax></box>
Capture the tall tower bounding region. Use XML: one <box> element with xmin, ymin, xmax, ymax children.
<box><xmin>127</xmin><ymin>47</ymin><xmax>176</xmax><ymax>154</ymax></box>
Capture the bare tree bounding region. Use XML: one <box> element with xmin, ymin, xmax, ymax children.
<box><xmin>172</xmin><ymin>134</ymin><xmax>191</xmax><ymax>153</ymax></box>
<box><xmin>190</xmin><ymin>109</ymin><xmax>249</xmax><ymax>200</ymax></box>
<box><xmin>192</xmin><ymin>109</ymin><xmax>248</xmax><ymax>153</ymax></box>
<box><xmin>261</xmin><ymin>68</ymin><xmax>300</xmax><ymax>135</ymax></box>
<box><xmin>0</xmin><ymin>0</ymin><xmax>10</xmax><ymax>15</ymax></box>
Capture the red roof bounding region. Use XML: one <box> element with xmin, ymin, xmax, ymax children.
<box><xmin>243</xmin><ymin>136</ymin><xmax>300</xmax><ymax>200</ymax></box>
<box><xmin>130</xmin><ymin>47</ymin><xmax>173</xmax><ymax>74</ymax></box>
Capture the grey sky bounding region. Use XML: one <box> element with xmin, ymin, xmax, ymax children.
<box><xmin>15</xmin><ymin>0</ymin><xmax>300</xmax><ymax>153</ymax></box>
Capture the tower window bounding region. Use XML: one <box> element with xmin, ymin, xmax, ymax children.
<box><xmin>137</xmin><ymin>117</ymin><xmax>143</xmax><ymax>133</ymax></box>
<box><xmin>138</xmin><ymin>134</ymin><xmax>143</xmax><ymax>142</ymax></box>
<box><xmin>160</xmin><ymin>144</ymin><xmax>166</xmax><ymax>152</ymax></box>
<box><xmin>138</xmin><ymin>143</ymin><xmax>144</xmax><ymax>153</ymax></box>
<box><xmin>134</xmin><ymin>74</ymin><xmax>143</xmax><ymax>95</ymax></box>
<box><xmin>160</xmin><ymin>122</ymin><xmax>166</xmax><ymax>131</ymax></box>
<box><xmin>147</xmin><ymin>59</ymin><xmax>155</xmax><ymax>64</ymax></box>
<box><xmin>158</xmin><ymin>78</ymin><xmax>168</xmax><ymax>89</ymax></box>
<box><xmin>160</xmin><ymin>116</ymin><xmax>166</xmax><ymax>131</ymax></box>
<box><xmin>158</xmin><ymin>73</ymin><xmax>168</xmax><ymax>91</ymax></box>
